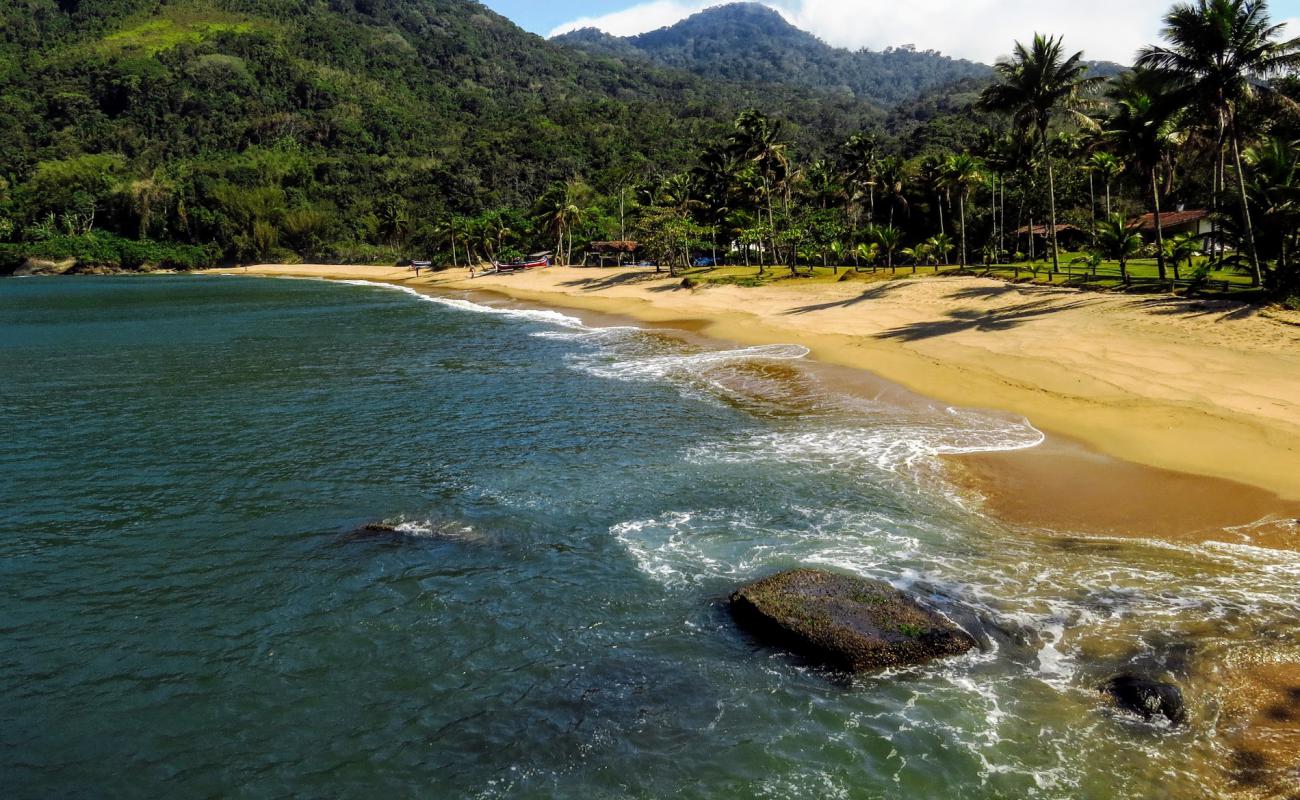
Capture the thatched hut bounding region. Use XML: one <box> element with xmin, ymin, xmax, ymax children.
<box><xmin>582</xmin><ymin>241</ymin><xmax>640</xmax><ymax>267</ymax></box>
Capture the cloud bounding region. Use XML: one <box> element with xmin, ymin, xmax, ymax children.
<box><xmin>549</xmin><ymin>0</ymin><xmax>1179</xmax><ymax>64</ymax></box>
<box><xmin>549</xmin><ymin>1</ymin><xmax>715</xmax><ymax>37</ymax></box>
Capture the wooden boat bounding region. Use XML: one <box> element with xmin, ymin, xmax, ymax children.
<box><xmin>491</xmin><ymin>256</ymin><xmax>550</xmax><ymax>273</ymax></box>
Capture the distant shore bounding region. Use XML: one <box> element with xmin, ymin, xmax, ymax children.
<box><xmin>215</xmin><ymin>263</ymin><xmax>1300</xmax><ymax>536</ymax></box>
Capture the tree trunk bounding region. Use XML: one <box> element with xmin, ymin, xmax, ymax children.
<box><xmin>1088</xmin><ymin>172</ymin><xmax>1095</xmax><ymax>226</ymax></box>
<box><xmin>1229</xmin><ymin>117</ymin><xmax>1264</xmax><ymax>287</ymax></box>
<box><xmin>1046</xmin><ymin>149</ymin><xmax>1060</xmax><ymax>275</ymax></box>
<box><xmin>1150</xmin><ymin>167</ymin><xmax>1168</xmax><ymax>285</ymax></box>
<box><xmin>938</xmin><ymin>193</ymin><xmax>945</xmax><ymax>237</ymax></box>
<box><xmin>959</xmin><ymin>192</ymin><xmax>968</xmax><ymax>268</ymax></box>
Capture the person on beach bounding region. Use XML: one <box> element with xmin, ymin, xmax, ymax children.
<box><xmin>469</xmin><ymin>264</ymin><xmax>476</xmax><ymax>279</ymax></box>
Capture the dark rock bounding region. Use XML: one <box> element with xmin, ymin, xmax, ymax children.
<box><xmin>1101</xmin><ymin>674</ymin><xmax>1186</xmax><ymax>725</ymax></box>
<box><xmin>729</xmin><ymin>569</ymin><xmax>977</xmax><ymax>672</ymax></box>
<box><xmin>342</xmin><ymin>522</ymin><xmax>402</xmax><ymax>541</ymax></box>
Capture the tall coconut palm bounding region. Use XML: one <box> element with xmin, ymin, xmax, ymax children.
<box><xmin>943</xmin><ymin>153</ymin><xmax>985</xmax><ymax>268</ymax></box>
<box><xmin>1086</xmin><ymin>152</ymin><xmax>1124</xmax><ymax>218</ymax></box>
<box><xmin>917</xmin><ymin>155</ymin><xmax>948</xmax><ymax>237</ymax></box>
<box><xmin>840</xmin><ymin>132</ymin><xmax>881</xmax><ymax>225</ymax></box>
<box><xmin>1104</xmin><ymin>70</ymin><xmax>1186</xmax><ymax>283</ymax></box>
<box><xmin>1136</xmin><ymin>0</ymin><xmax>1300</xmax><ymax>286</ymax></box>
<box><xmin>1244</xmin><ymin>136</ymin><xmax>1300</xmax><ymax>283</ymax></box>
<box><xmin>979</xmin><ymin>34</ymin><xmax>1103</xmax><ymax>275</ymax></box>
<box><xmin>874</xmin><ymin>157</ymin><xmax>910</xmax><ymax>227</ymax></box>
<box><xmin>728</xmin><ymin>110</ymin><xmax>792</xmax><ymax>266</ymax></box>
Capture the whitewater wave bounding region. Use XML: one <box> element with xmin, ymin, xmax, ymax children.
<box><xmin>687</xmin><ymin>408</ymin><xmax>1044</xmax><ymax>475</ymax></box>
<box><xmin>577</xmin><ymin>343</ymin><xmax>811</xmax><ymax>382</ymax></box>
<box><xmin>334</xmin><ymin>279</ymin><xmax>589</xmax><ymax>329</ymax></box>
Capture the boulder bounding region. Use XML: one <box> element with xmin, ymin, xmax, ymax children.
<box><xmin>729</xmin><ymin>569</ymin><xmax>977</xmax><ymax>672</ymax></box>
<box><xmin>13</xmin><ymin>257</ymin><xmax>77</xmax><ymax>276</ymax></box>
<box><xmin>1101</xmin><ymin>674</ymin><xmax>1186</xmax><ymax>725</ymax></box>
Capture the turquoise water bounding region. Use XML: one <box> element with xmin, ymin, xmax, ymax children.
<box><xmin>4</xmin><ymin>276</ymin><xmax>1300</xmax><ymax>798</ymax></box>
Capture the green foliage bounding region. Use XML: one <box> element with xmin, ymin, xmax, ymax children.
<box><xmin>0</xmin><ymin>232</ymin><xmax>212</xmax><ymax>271</ymax></box>
<box><xmin>634</xmin><ymin>205</ymin><xmax>707</xmax><ymax>275</ymax></box>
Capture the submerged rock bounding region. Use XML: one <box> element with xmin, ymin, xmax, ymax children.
<box><xmin>349</xmin><ymin>522</ymin><xmax>402</xmax><ymax>537</ymax></box>
<box><xmin>342</xmin><ymin>520</ymin><xmax>484</xmax><ymax>545</ymax></box>
<box><xmin>1101</xmin><ymin>674</ymin><xmax>1186</xmax><ymax>725</ymax></box>
<box><xmin>729</xmin><ymin>569</ymin><xmax>976</xmax><ymax>672</ymax></box>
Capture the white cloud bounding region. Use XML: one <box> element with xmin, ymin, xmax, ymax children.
<box><xmin>550</xmin><ymin>1</ymin><xmax>715</xmax><ymax>38</ymax></box>
<box><xmin>549</xmin><ymin>0</ymin><xmax>1178</xmax><ymax>65</ymax></box>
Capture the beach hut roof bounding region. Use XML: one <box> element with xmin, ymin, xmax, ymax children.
<box><xmin>589</xmin><ymin>240</ymin><xmax>640</xmax><ymax>253</ymax></box>
<box><xmin>1130</xmin><ymin>210</ymin><xmax>1209</xmax><ymax>232</ymax></box>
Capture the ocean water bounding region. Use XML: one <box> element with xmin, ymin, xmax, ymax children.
<box><xmin>3</xmin><ymin>275</ymin><xmax>1299</xmax><ymax>799</ymax></box>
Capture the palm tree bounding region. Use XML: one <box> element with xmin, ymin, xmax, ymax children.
<box><xmin>1104</xmin><ymin>70</ymin><xmax>1186</xmax><ymax>283</ymax></box>
<box><xmin>1137</xmin><ymin>0</ymin><xmax>1300</xmax><ymax>286</ymax></box>
<box><xmin>1093</xmin><ymin>213</ymin><xmax>1144</xmax><ymax>283</ymax></box>
<box><xmin>1086</xmin><ymin>152</ymin><xmax>1124</xmax><ymax>218</ymax></box>
<box><xmin>729</xmin><ymin>110</ymin><xmax>791</xmax><ymax>264</ymax></box>
<box><xmin>1244</xmin><ymin>136</ymin><xmax>1300</xmax><ymax>283</ymax></box>
<box><xmin>901</xmin><ymin>241</ymin><xmax>934</xmax><ymax>272</ymax></box>
<box><xmin>927</xmin><ymin>232</ymin><xmax>956</xmax><ymax>267</ymax></box>
<box><xmin>534</xmin><ymin>182</ymin><xmax>586</xmax><ymax>265</ymax></box>
<box><xmin>917</xmin><ymin>155</ymin><xmax>948</xmax><ymax>236</ymax></box>
<box><xmin>840</xmin><ymin>132</ymin><xmax>881</xmax><ymax>226</ymax></box>
<box><xmin>979</xmin><ymin>34</ymin><xmax>1103</xmax><ymax>275</ymax></box>
<box><xmin>874</xmin><ymin>157</ymin><xmax>910</xmax><ymax>226</ymax></box>
<box><xmin>853</xmin><ymin>241</ymin><xmax>880</xmax><ymax>272</ymax></box>
<box><xmin>1166</xmin><ymin>231</ymin><xmax>1202</xmax><ymax>281</ymax></box>
<box><xmin>943</xmin><ymin>153</ymin><xmax>984</xmax><ymax>268</ymax></box>
<box><xmin>869</xmin><ymin>225</ymin><xmax>904</xmax><ymax>272</ymax></box>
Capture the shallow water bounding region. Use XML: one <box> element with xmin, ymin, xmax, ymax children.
<box><xmin>3</xmin><ymin>275</ymin><xmax>1298</xmax><ymax>798</ymax></box>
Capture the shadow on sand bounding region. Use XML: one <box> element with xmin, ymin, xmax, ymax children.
<box><xmin>875</xmin><ymin>298</ymin><xmax>1097</xmax><ymax>342</ymax></box>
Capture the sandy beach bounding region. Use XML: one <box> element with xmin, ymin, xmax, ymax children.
<box><xmin>219</xmin><ymin>264</ymin><xmax>1300</xmax><ymax>518</ymax></box>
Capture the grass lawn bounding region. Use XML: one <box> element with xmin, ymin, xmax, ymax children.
<box><xmin>650</xmin><ymin>253</ymin><xmax>1261</xmax><ymax>299</ymax></box>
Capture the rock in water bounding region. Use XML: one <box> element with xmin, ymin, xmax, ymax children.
<box><xmin>1102</xmin><ymin>675</ymin><xmax>1186</xmax><ymax>725</ymax></box>
<box><xmin>729</xmin><ymin>569</ymin><xmax>977</xmax><ymax>672</ymax></box>
<box><xmin>341</xmin><ymin>523</ymin><xmax>402</xmax><ymax>541</ymax></box>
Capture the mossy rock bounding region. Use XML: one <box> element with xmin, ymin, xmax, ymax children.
<box><xmin>730</xmin><ymin>569</ymin><xmax>976</xmax><ymax>672</ymax></box>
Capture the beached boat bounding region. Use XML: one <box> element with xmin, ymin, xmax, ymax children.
<box><xmin>491</xmin><ymin>255</ymin><xmax>551</xmax><ymax>273</ymax></box>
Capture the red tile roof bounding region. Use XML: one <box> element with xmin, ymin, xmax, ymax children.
<box><xmin>1133</xmin><ymin>209</ymin><xmax>1209</xmax><ymax>231</ymax></box>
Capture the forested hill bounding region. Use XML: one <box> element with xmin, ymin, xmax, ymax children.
<box><xmin>0</xmin><ymin>0</ymin><xmax>882</xmax><ymax>269</ymax></box>
<box><xmin>552</xmin><ymin>3</ymin><xmax>992</xmax><ymax>109</ymax></box>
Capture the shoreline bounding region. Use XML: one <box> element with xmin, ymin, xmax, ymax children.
<box><xmin>211</xmin><ymin>263</ymin><xmax>1300</xmax><ymax>536</ymax></box>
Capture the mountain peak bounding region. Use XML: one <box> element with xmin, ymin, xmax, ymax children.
<box><xmin>637</xmin><ymin>3</ymin><xmax>812</xmax><ymax>44</ymax></box>
<box><xmin>553</xmin><ymin>3</ymin><xmax>990</xmax><ymax>109</ymax></box>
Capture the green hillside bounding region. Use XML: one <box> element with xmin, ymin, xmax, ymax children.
<box><xmin>0</xmin><ymin>0</ymin><xmax>882</xmax><ymax>268</ymax></box>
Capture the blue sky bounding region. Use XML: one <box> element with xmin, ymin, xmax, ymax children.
<box><xmin>481</xmin><ymin>0</ymin><xmax>1300</xmax><ymax>64</ymax></box>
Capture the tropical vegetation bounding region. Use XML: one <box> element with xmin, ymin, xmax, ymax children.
<box><xmin>3</xmin><ymin>0</ymin><xmax>1299</xmax><ymax>304</ymax></box>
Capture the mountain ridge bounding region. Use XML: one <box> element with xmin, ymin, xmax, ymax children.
<box><xmin>552</xmin><ymin>2</ymin><xmax>992</xmax><ymax>108</ymax></box>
